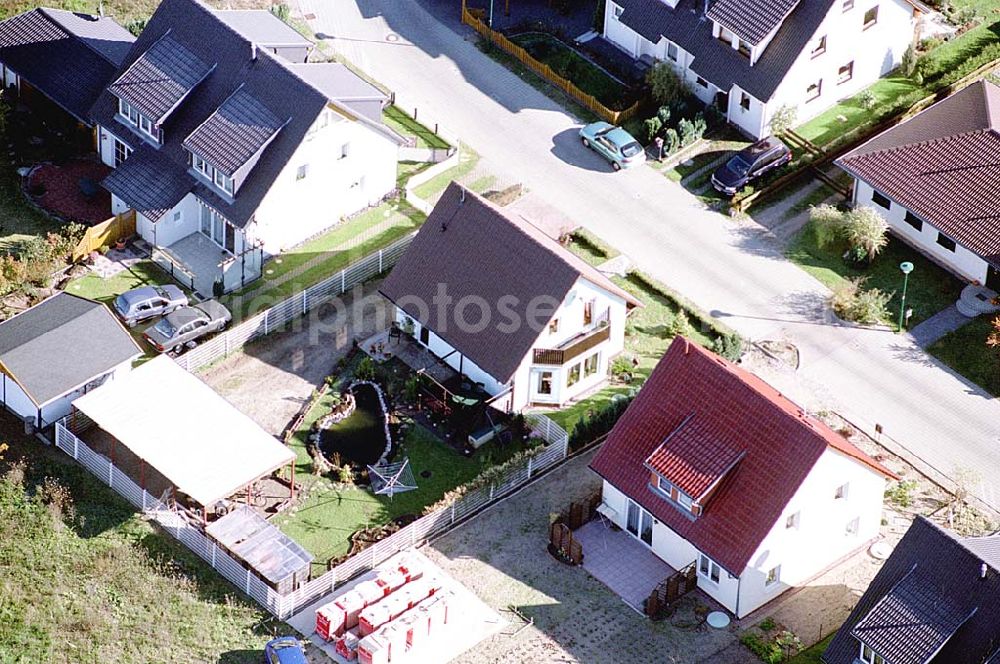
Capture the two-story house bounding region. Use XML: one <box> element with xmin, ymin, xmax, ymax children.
<box><xmin>838</xmin><ymin>80</ymin><xmax>1000</xmax><ymax>291</ymax></box>
<box><xmin>590</xmin><ymin>336</ymin><xmax>896</xmax><ymax>618</ymax></box>
<box><xmin>603</xmin><ymin>0</ymin><xmax>924</xmax><ymax>137</ymax></box>
<box><xmin>379</xmin><ymin>182</ymin><xmax>641</xmax><ymax>413</ymax></box>
<box><xmin>823</xmin><ymin>516</ymin><xmax>1000</xmax><ymax>664</ymax></box>
<box><xmin>90</xmin><ymin>0</ymin><xmax>404</xmax><ymax>295</ymax></box>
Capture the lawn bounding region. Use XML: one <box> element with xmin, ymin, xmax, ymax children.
<box><xmin>412</xmin><ymin>144</ymin><xmax>482</xmax><ymax>201</ymax></box>
<box><xmin>564</xmin><ymin>228</ymin><xmax>619</xmax><ymax>267</ymax></box>
<box><xmin>222</xmin><ymin>199</ymin><xmax>426</xmax><ymax>315</ymax></box>
<box><xmin>383</xmin><ymin>105</ymin><xmax>451</xmax><ymax>150</ymax></box>
<box><xmin>510</xmin><ymin>32</ymin><xmax>628</xmax><ymax>108</ymax></box>
<box><xmin>0</xmin><ymin>418</ymin><xmax>276</xmax><ymax>663</ymax></box>
<box><xmin>786</xmin><ymin>220</ymin><xmax>964</xmax><ymax>328</ymax></box>
<box><xmin>650</xmin><ymin>136</ymin><xmax>749</xmax><ymax>185</ymax></box>
<box><xmin>64</xmin><ymin>260</ymin><xmax>187</xmax><ymax>306</ymax></box>
<box><xmin>278</xmin><ymin>387</ymin><xmax>512</xmax><ymax>568</ymax></box>
<box><xmin>928</xmin><ymin>316</ymin><xmax>1000</xmax><ymax>396</ymax></box>
<box><xmin>788</xmin><ymin>634</ymin><xmax>834</xmax><ymax>664</ymax></box>
<box><xmin>0</xmin><ymin>163</ymin><xmax>63</xmax><ymax>253</ymax></box>
<box><xmin>796</xmin><ymin>6</ymin><xmax>1000</xmax><ymax>147</ymax></box>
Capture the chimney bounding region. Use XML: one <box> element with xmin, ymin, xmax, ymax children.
<box><xmin>251</xmin><ymin>42</ymin><xmax>257</xmax><ymax>60</ymax></box>
<box><xmin>983</xmin><ymin>563</ymin><xmax>989</xmax><ymax>579</ymax></box>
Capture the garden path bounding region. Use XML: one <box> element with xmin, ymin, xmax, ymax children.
<box><xmin>907</xmin><ymin>305</ymin><xmax>974</xmax><ymax>348</ymax></box>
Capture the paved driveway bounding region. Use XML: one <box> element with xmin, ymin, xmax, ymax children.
<box><xmin>296</xmin><ymin>0</ymin><xmax>1000</xmax><ymax>509</ymax></box>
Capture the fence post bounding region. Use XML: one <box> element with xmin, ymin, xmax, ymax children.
<box><xmin>302</xmin><ymin>290</ymin><xmax>308</xmax><ymax>315</ymax></box>
<box><xmin>527</xmin><ymin>455</ymin><xmax>533</xmax><ymax>479</ymax></box>
<box><xmin>451</xmin><ymin>502</ymin><xmax>456</xmax><ymax>524</ymax></box>
<box><xmin>264</xmin><ymin>310</ymin><xmax>269</xmax><ymax>336</ymax></box>
<box><xmin>108</xmin><ymin>460</ymin><xmax>113</xmax><ymax>487</ymax></box>
<box><xmin>489</xmin><ymin>484</ymin><xmax>494</xmax><ymax>500</ymax></box>
<box><xmin>212</xmin><ymin>542</ymin><xmax>217</xmax><ymax>568</ymax></box>
<box><xmin>379</xmin><ymin>249</ymin><xmax>383</xmax><ymax>273</ymax></box>
<box><xmin>73</xmin><ymin>431</ymin><xmax>78</xmax><ymax>459</ymax></box>
<box><xmin>341</xmin><ymin>269</ymin><xmax>346</xmax><ymax>294</ymax></box>
<box><xmin>246</xmin><ymin>568</ymin><xmax>252</xmax><ymax>595</ymax></box>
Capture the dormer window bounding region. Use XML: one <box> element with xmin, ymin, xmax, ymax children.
<box><xmin>214</xmin><ymin>170</ymin><xmax>234</xmax><ymax>196</ymax></box>
<box><xmin>118</xmin><ymin>98</ymin><xmax>161</xmax><ymax>143</ymax></box>
<box><xmin>189</xmin><ymin>151</ymin><xmax>234</xmax><ymax>196</ymax></box>
<box><xmin>859</xmin><ymin>644</ymin><xmax>886</xmax><ymax>664</ymax></box>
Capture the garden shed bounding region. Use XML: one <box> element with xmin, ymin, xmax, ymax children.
<box><xmin>71</xmin><ymin>356</ymin><xmax>296</xmax><ymax>512</ymax></box>
<box><xmin>0</xmin><ymin>292</ymin><xmax>141</xmax><ymax>429</ymax></box>
<box><xmin>206</xmin><ymin>505</ymin><xmax>313</xmax><ymax>592</ymax></box>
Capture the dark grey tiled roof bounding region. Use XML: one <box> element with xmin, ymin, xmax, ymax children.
<box><xmin>108</xmin><ymin>33</ymin><xmax>215</xmax><ymax>123</ymax></box>
<box><xmin>92</xmin><ymin>0</ymin><xmax>399</xmax><ymax>230</ymax></box>
<box><xmin>706</xmin><ymin>0</ymin><xmax>801</xmax><ymax>46</ymax></box>
<box><xmin>183</xmin><ymin>87</ymin><xmax>286</xmax><ymax>176</ymax></box>
<box><xmin>212</xmin><ymin>10</ymin><xmax>311</xmax><ymax>48</ymax></box>
<box><xmin>0</xmin><ymin>8</ymin><xmax>133</xmax><ymax>123</ymax></box>
<box><xmin>852</xmin><ymin>565</ymin><xmax>974</xmax><ymax>664</ymax></box>
<box><xmin>102</xmin><ymin>144</ymin><xmax>194</xmax><ymax>222</ymax></box>
<box><xmin>823</xmin><ymin>517</ymin><xmax>1000</xmax><ymax>664</ymax></box>
<box><xmin>285</xmin><ymin>62</ymin><xmax>388</xmax><ymax>123</ymax></box>
<box><xmin>380</xmin><ymin>183</ymin><xmax>640</xmax><ymax>383</ymax></box>
<box><xmin>615</xmin><ymin>0</ymin><xmax>834</xmax><ymax>101</ymax></box>
<box><xmin>837</xmin><ymin>82</ymin><xmax>1000</xmax><ymax>268</ymax></box>
<box><xmin>0</xmin><ymin>292</ymin><xmax>141</xmax><ymax>406</ymax></box>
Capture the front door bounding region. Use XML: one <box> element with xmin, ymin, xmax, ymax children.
<box><xmin>987</xmin><ymin>266</ymin><xmax>1000</xmax><ymax>293</ymax></box>
<box><xmin>626</xmin><ymin>500</ymin><xmax>640</xmax><ymax>536</ymax></box>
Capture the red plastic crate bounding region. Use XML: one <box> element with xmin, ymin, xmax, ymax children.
<box><xmin>316</xmin><ymin>602</ymin><xmax>346</xmax><ymax>641</ymax></box>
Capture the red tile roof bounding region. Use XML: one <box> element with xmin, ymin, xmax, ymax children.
<box><xmin>590</xmin><ymin>337</ymin><xmax>896</xmax><ymax>576</ymax></box>
<box><xmin>644</xmin><ymin>415</ymin><xmax>746</xmax><ymax>501</ymax></box>
<box><xmin>838</xmin><ymin>81</ymin><xmax>1000</xmax><ymax>267</ymax></box>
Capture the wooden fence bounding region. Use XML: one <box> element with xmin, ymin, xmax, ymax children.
<box><xmin>645</xmin><ymin>560</ymin><xmax>698</xmax><ymax>619</ymax></box>
<box><xmin>72</xmin><ymin>209</ymin><xmax>136</xmax><ymax>262</ymax></box>
<box><xmin>461</xmin><ymin>1</ymin><xmax>640</xmax><ymax>125</ymax></box>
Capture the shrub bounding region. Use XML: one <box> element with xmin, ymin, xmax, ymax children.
<box><xmin>610</xmin><ymin>355</ymin><xmax>634</xmax><ymax>381</ymax></box>
<box><xmin>810</xmin><ymin>204</ymin><xmax>847</xmax><ymax>248</ymax></box>
<box><xmin>656</xmin><ymin>105</ymin><xmax>672</xmax><ymax>126</ymax></box>
<box><xmin>668</xmin><ymin>309</ymin><xmax>692</xmax><ymax>337</ymax></box>
<box><xmin>886</xmin><ymin>479</ymin><xmax>918</xmax><ymax>508</ymax></box>
<box><xmin>646</xmin><ymin>62</ymin><xmax>687</xmax><ymax>107</ymax></box>
<box><xmin>643</xmin><ymin>116</ymin><xmax>663</xmax><ymax>143</ymax></box>
<box><xmin>270</xmin><ymin>3</ymin><xmax>291</xmax><ymax>21</ymax></box>
<box><xmin>403</xmin><ymin>375</ymin><xmax>421</xmax><ymax>403</ymax></box>
<box><xmin>769</xmin><ymin>104</ymin><xmax>797</xmax><ymax>135</ymax></box>
<box><xmin>337</xmin><ymin>464</ymin><xmax>355</xmax><ymax>486</ymax></box>
<box><xmin>663</xmin><ymin>128</ymin><xmax>680</xmax><ymax>155</ymax></box>
<box><xmin>125</xmin><ymin>18</ymin><xmax>147</xmax><ymax>36</ymax></box>
<box><xmin>677</xmin><ymin>118</ymin><xmax>702</xmax><ymax>147</ymax></box>
<box><xmin>831</xmin><ymin>277</ymin><xmax>892</xmax><ymax>325</ymax></box>
<box><xmin>569</xmin><ymin>393</ymin><xmax>635</xmax><ymax>449</ymax></box>
<box><xmin>857</xmin><ymin>88</ymin><xmax>878</xmax><ymax>111</ymax></box>
<box><xmin>740</xmin><ymin>632</ymin><xmax>783</xmax><ymax>664</ymax></box>
<box><xmin>703</xmin><ymin>103</ymin><xmax>725</xmax><ymax>130</ymax></box>
<box><xmin>355</xmin><ymin>356</ymin><xmax>376</xmax><ymax>381</ymax></box>
<box><xmin>844</xmin><ymin>206</ymin><xmax>889</xmax><ymax>262</ymax></box>
<box><xmin>900</xmin><ymin>43</ymin><xmax>918</xmax><ymax>77</ymax></box>
<box><xmin>758</xmin><ymin>617</ymin><xmax>777</xmax><ymax>632</ymax></box>
<box><xmin>712</xmin><ymin>333</ymin><xmax>745</xmax><ymax>362</ymax></box>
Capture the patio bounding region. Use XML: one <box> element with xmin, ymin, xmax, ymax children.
<box><xmin>26</xmin><ymin>158</ymin><xmax>112</xmax><ymax>225</ymax></box>
<box><xmin>574</xmin><ymin>518</ymin><xmax>674</xmax><ymax>612</ymax></box>
<box><xmin>362</xmin><ymin>329</ymin><xmax>458</xmax><ymax>386</ymax></box>
<box><xmin>159</xmin><ymin>232</ymin><xmax>228</xmax><ymax>296</ymax></box>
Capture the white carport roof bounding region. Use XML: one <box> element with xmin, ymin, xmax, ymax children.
<box><xmin>72</xmin><ymin>355</ymin><xmax>295</xmax><ymax>506</ymax></box>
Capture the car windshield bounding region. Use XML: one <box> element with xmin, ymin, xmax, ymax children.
<box><xmin>596</xmin><ymin>126</ymin><xmax>613</xmax><ymax>136</ymax></box>
<box><xmin>621</xmin><ymin>142</ymin><xmax>643</xmax><ymax>158</ymax></box>
<box><xmin>153</xmin><ymin>318</ymin><xmax>176</xmax><ymax>337</ymax></box>
<box><xmin>727</xmin><ymin>154</ymin><xmax>753</xmax><ymax>177</ymax></box>
<box><xmin>114</xmin><ymin>295</ymin><xmax>129</xmax><ymax>314</ymax></box>
<box><xmin>154</xmin><ymin>287</ymin><xmax>167</xmax><ymax>298</ymax></box>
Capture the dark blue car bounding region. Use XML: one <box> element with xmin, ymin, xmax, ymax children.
<box><xmin>264</xmin><ymin>636</ymin><xmax>307</xmax><ymax>664</ymax></box>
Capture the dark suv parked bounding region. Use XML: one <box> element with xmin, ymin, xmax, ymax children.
<box><xmin>711</xmin><ymin>136</ymin><xmax>792</xmax><ymax>196</ymax></box>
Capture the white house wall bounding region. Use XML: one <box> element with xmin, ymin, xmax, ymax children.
<box><xmin>253</xmin><ymin>108</ymin><xmax>398</xmax><ymax>253</ymax></box>
<box><xmin>1</xmin><ymin>359</ymin><xmax>134</xmax><ymax>428</ymax></box>
<box><xmin>735</xmin><ymin>448</ymin><xmax>886</xmax><ymax>617</ymax></box>
<box><xmin>1</xmin><ymin>374</ymin><xmax>38</xmax><ymax>424</ymax></box>
<box><xmin>853</xmin><ymin>179</ymin><xmax>986</xmax><ymax>283</ymax></box>
<box><xmin>767</xmin><ymin>0</ymin><xmax>915</xmax><ymax>130</ymax></box>
<box><xmin>39</xmin><ymin>358</ymin><xmax>135</xmax><ymax>428</ymax></box>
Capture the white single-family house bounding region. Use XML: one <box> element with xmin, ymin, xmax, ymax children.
<box><xmin>379</xmin><ymin>182</ymin><xmax>642</xmax><ymax>413</ymax></box>
<box><xmin>838</xmin><ymin>80</ymin><xmax>1000</xmax><ymax>290</ymax></box>
<box><xmin>590</xmin><ymin>336</ymin><xmax>896</xmax><ymax>618</ymax></box>
<box><xmin>89</xmin><ymin>0</ymin><xmax>404</xmax><ymax>295</ymax></box>
<box><xmin>603</xmin><ymin>0</ymin><xmax>925</xmax><ymax>137</ymax></box>
<box><xmin>0</xmin><ymin>293</ymin><xmax>141</xmax><ymax>429</ymax></box>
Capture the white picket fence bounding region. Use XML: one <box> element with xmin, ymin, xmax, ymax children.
<box><xmin>53</xmin><ymin>411</ymin><xmax>569</xmax><ymax>619</ymax></box>
<box><xmin>173</xmin><ymin>232</ymin><xmax>415</xmax><ymax>372</ymax></box>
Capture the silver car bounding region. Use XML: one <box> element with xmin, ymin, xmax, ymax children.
<box><xmin>114</xmin><ymin>285</ymin><xmax>188</xmax><ymax>327</ymax></box>
<box><xmin>143</xmin><ymin>300</ymin><xmax>231</xmax><ymax>353</ymax></box>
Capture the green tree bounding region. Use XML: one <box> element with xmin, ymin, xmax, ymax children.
<box><xmin>646</xmin><ymin>62</ymin><xmax>687</xmax><ymax>107</ymax></box>
<box><xmin>844</xmin><ymin>206</ymin><xmax>889</xmax><ymax>262</ymax></box>
<box><xmin>901</xmin><ymin>42</ymin><xmax>918</xmax><ymax>77</ymax></box>
<box><xmin>768</xmin><ymin>104</ymin><xmax>797</xmax><ymax>135</ymax></box>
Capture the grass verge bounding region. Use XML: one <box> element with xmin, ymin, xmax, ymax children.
<box><xmin>785</xmin><ymin>221</ymin><xmax>963</xmax><ymax>328</ymax></box>
<box><xmin>927</xmin><ymin>316</ymin><xmax>999</xmax><ymax>396</ymax></box>
<box><xmin>383</xmin><ymin>105</ymin><xmax>451</xmax><ymax>150</ymax></box>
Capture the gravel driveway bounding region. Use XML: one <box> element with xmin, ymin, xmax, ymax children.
<box><xmin>200</xmin><ymin>281</ymin><xmax>391</xmax><ymax>435</ymax></box>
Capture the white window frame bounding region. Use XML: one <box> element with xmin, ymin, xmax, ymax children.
<box><xmin>786</xmin><ymin>511</ymin><xmax>800</xmax><ymax>529</ymax></box>
<box><xmin>677</xmin><ymin>491</ymin><xmax>693</xmax><ymax>510</ymax></box>
<box><xmin>859</xmin><ymin>644</ymin><xmax>886</xmax><ymax>664</ymax></box>
<box><xmin>113</xmin><ymin>139</ymin><xmax>131</xmax><ymax>168</ymax></box>
<box><xmin>340</xmin><ymin>142</ymin><xmax>351</xmax><ymax>160</ymax></box>
<box><xmin>698</xmin><ymin>554</ymin><xmax>721</xmax><ymax>584</ymax></box>
<box><xmin>538</xmin><ymin>371</ymin><xmax>553</xmax><ymax>395</ymax></box>
<box><xmin>838</xmin><ymin>61</ymin><xmax>854</xmax><ymax>84</ymax></box>
<box><xmin>296</xmin><ymin>164</ymin><xmax>308</xmax><ymax>181</ymax></box>
<box><xmin>846</xmin><ymin>516</ymin><xmax>860</xmax><ymax>535</ymax></box>
<box><xmin>667</xmin><ymin>42</ymin><xmax>679</xmax><ymax>62</ymax></box>
<box><xmin>835</xmin><ymin>482</ymin><xmax>850</xmax><ymax>500</ymax></box>
<box><xmin>613</xmin><ymin>4</ymin><xmax>623</xmax><ymax>19</ymax></box>
<box><xmin>214</xmin><ymin>169</ymin><xmax>234</xmax><ymax>196</ymax></box>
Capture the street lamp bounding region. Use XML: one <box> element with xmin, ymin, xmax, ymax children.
<box><xmin>898</xmin><ymin>261</ymin><xmax>914</xmax><ymax>331</ymax></box>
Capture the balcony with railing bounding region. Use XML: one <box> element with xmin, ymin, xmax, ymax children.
<box><xmin>533</xmin><ymin>308</ymin><xmax>611</xmax><ymax>366</ymax></box>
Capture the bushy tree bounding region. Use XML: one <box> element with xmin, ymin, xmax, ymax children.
<box><xmin>643</xmin><ymin>116</ymin><xmax>663</xmax><ymax>143</ymax></box>
<box><xmin>901</xmin><ymin>43</ymin><xmax>918</xmax><ymax>77</ymax></box>
<box><xmin>646</xmin><ymin>62</ymin><xmax>687</xmax><ymax>107</ymax></box>
<box><xmin>857</xmin><ymin>88</ymin><xmax>878</xmax><ymax>111</ymax></box>
<box><xmin>656</xmin><ymin>105</ymin><xmax>672</xmax><ymax>126</ymax></box>
<box><xmin>663</xmin><ymin>128</ymin><xmax>680</xmax><ymax>155</ymax></box>
<box><xmin>810</xmin><ymin>204</ymin><xmax>847</xmax><ymax>248</ymax></box>
<box><xmin>844</xmin><ymin>206</ymin><xmax>889</xmax><ymax>262</ymax></box>
<box><xmin>831</xmin><ymin>277</ymin><xmax>892</xmax><ymax>325</ymax></box>
<box><xmin>769</xmin><ymin>104</ymin><xmax>797</xmax><ymax>134</ymax></box>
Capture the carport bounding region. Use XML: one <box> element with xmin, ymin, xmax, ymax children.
<box><xmin>71</xmin><ymin>356</ymin><xmax>296</xmax><ymax>521</ymax></box>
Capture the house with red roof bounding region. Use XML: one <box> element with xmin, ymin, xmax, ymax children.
<box><xmin>837</xmin><ymin>81</ymin><xmax>1000</xmax><ymax>292</ymax></box>
<box><xmin>590</xmin><ymin>337</ymin><xmax>896</xmax><ymax>618</ymax></box>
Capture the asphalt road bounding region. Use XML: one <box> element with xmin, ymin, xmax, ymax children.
<box><xmin>299</xmin><ymin>0</ymin><xmax>1000</xmax><ymax>509</ymax></box>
